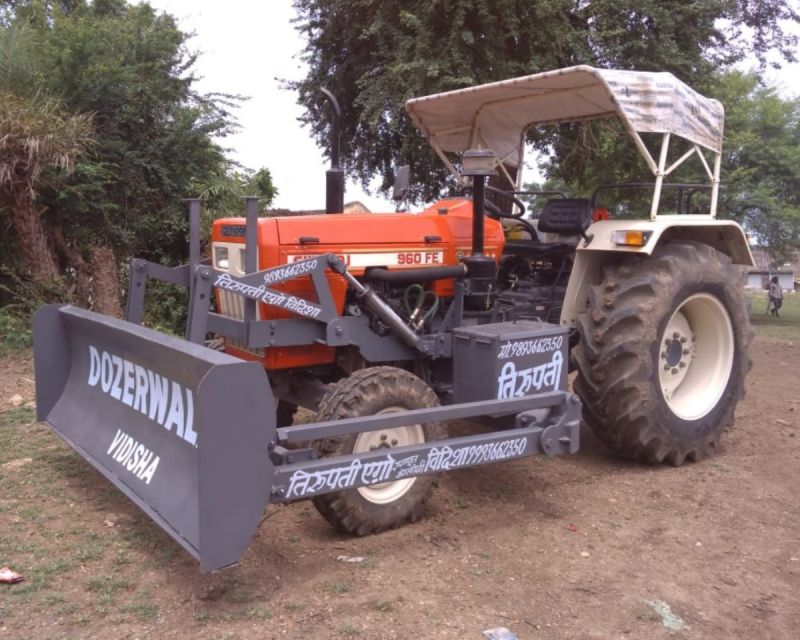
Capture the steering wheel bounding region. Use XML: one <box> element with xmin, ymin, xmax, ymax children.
<box><xmin>484</xmin><ymin>185</ymin><xmax>527</xmax><ymax>218</ymax></box>
<box><xmin>460</xmin><ymin>185</ymin><xmax>527</xmax><ymax>218</ymax></box>
<box><xmin>461</xmin><ymin>184</ymin><xmax>538</xmax><ymax>240</ymax></box>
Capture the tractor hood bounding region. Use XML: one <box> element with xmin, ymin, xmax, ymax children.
<box><xmin>405</xmin><ymin>65</ymin><xmax>724</xmax><ymax>170</ymax></box>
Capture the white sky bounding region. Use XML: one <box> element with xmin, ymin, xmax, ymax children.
<box><xmin>145</xmin><ymin>0</ymin><xmax>395</xmax><ymax>212</ymax></box>
<box><xmin>146</xmin><ymin>1</ymin><xmax>799</xmax><ymax>212</ymax></box>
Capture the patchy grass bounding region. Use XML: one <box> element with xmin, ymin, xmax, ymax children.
<box><xmin>748</xmin><ymin>291</ymin><xmax>800</xmax><ymax>341</ymax></box>
<box><xmin>0</xmin><ymin>404</ymin><xmax>169</xmax><ymax>634</ymax></box>
<box><xmin>325</xmin><ymin>580</ymin><xmax>353</xmax><ymax>595</ymax></box>
<box><xmin>1</xmin><ymin>405</ymin><xmax>36</xmax><ymax>426</ymax></box>
<box><xmin>368</xmin><ymin>599</ymin><xmax>395</xmax><ymax>613</ymax></box>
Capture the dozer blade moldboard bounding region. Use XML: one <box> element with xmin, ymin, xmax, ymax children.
<box><xmin>33</xmin><ymin>305</ymin><xmax>275</xmax><ymax>572</ymax></box>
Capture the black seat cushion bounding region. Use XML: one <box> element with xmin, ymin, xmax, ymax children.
<box><xmin>537</xmin><ymin>198</ymin><xmax>593</xmax><ymax>236</ymax></box>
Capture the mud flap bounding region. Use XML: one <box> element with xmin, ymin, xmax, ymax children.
<box><xmin>33</xmin><ymin>305</ymin><xmax>275</xmax><ymax>572</ymax></box>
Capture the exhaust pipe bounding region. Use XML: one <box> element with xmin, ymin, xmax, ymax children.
<box><xmin>321</xmin><ymin>88</ymin><xmax>344</xmax><ymax>214</ymax></box>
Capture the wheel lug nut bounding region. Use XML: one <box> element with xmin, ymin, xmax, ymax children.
<box><xmin>683</xmin><ymin>349</ymin><xmax>689</xmax><ymax>356</ymax></box>
<box><xmin>391</xmin><ymin>439</ymin><xmax>398</xmax><ymax>446</ymax></box>
<box><xmin>380</xmin><ymin>434</ymin><xmax>387</xmax><ymax>441</ymax></box>
<box><xmin>663</xmin><ymin>364</ymin><xmax>670</xmax><ymax>371</ymax></box>
<box><xmin>671</xmin><ymin>367</ymin><xmax>678</xmax><ymax>375</ymax></box>
<box><xmin>661</xmin><ymin>352</ymin><xmax>667</xmax><ymax>359</ymax></box>
<box><xmin>679</xmin><ymin>362</ymin><xmax>686</xmax><ymax>368</ymax></box>
<box><xmin>680</xmin><ymin>336</ymin><xmax>687</xmax><ymax>343</ymax></box>
<box><xmin>673</xmin><ymin>332</ymin><xmax>680</xmax><ymax>339</ymax></box>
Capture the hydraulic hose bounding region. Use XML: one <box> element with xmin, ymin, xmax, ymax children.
<box><xmin>361</xmin><ymin>264</ymin><xmax>467</xmax><ymax>284</ymax></box>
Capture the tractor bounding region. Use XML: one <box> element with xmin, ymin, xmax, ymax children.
<box><xmin>33</xmin><ymin>66</ymin><xmax>752</xmax><ymax>572</ymax></box>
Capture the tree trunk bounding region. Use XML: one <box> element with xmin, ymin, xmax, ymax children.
<box><xmin>89</xmin><ymin>245</ymin><xmax>123</xmax><ymax>318</ymax></box>
<box><xmin>8</xmin><ymin>191</ymin><xmax>62</xmax><ymax>289</ymax></box>
<box><xmin>51</xmin><ymin>224</ymin><xmax>91</xmax><ymax>307</ymax></box>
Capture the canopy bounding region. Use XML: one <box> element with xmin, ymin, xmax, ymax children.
<box><xmin>405</xmin><ymin>65</ymin><xmax>724</xmax><ymax>169</ymax></box>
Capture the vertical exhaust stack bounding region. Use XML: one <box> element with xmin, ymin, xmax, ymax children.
<box><xmin>461</xmin><ymin>148</ymin><xmax>499</xmax><ymax>310</ymax></box>
<box><xmin>321</xmin><ymin>88</ymin><xmax>345</xmax><ymax>214</ymax></box>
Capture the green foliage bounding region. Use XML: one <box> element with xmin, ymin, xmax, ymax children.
<box><xmin>715</xmin><ymin>72</ymin><xmax>800</xmax><ymax>264</ymax></box>
<box><xmin>0</xmin><ymin>1</ymin><xmax>278</xmax><ymax>330</ymax></box>
<box><xmin>197</xmin><ymin>166</ymin><xmax>279</xmax><ymax>218</ymax></box>
<box><xmin>0</xmin><ymin>305</ymin><xmax>33</xmax><ymax>350</ymax></box>
<box><xmin>291</xmin><ymin>0</ymin><xmax>798</xmax><ymax>201</ymax></box>
<box><xmin>0</xmin><ymin>269</ymin><xmax>58</xmax><ymax>350</ymax></box>
<box><xmin>33</xmin><ymin>1</ymin><xmax>238</xmax><ymax>263</ymax></box>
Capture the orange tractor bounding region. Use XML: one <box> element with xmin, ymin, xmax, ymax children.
<box><xmin>33</xmin><ymin>66</ymin><xmax>752</xmax><ymax>572</ymax></box>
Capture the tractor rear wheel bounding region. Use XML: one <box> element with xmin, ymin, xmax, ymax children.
<box><xmin>311</xmin><ymin>366</ymin><xmax>447</xmax><ymax>535</ymax></box>
<box><xmin>573</xmin><ymin>241</ymin><xmax>751</xmax><ymax>465</ymax></box>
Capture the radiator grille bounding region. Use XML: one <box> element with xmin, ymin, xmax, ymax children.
<box><xmin>214</xmin><ymin>241</ymin><xmax>265</xmax><ymax>357</ymax></box>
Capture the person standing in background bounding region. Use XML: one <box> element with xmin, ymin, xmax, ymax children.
<box><xmin>767</xmin><ymin>275</ymin><xmax>784</xmax><ymax>317</ymax></box>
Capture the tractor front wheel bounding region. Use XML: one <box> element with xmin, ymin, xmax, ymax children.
<box><xmin>311</xmin><ymin>366</ymin><xmax>447</xmax><ymax>535</ymax></box>
<box><xmin>573</xmin><ymin>241</ymin><xmax>752</xmax><ymax>465</ymax></box>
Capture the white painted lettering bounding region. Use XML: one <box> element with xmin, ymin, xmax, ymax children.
<box><xmin>105</xmin><ymin>428</ymin><xmax>160</xmax><ymax>485</ymax></box>
<box><xmin>88</xmin><ymin>346</ymin><xmax>101</xmax><ymax>386</ymax></box>
<box><xmin>141</xmin><ymin>456</ymin><xmax>160</xmax><ymax>485</ymax></box>
<box><xmin>88</xmin><ymin>346</ymin><xmax>197</xmax><ymax>450</ymax></box>
<box><xmin>100</xmin><ymin>351</ymin><xmax>113</xmax><ymax>392</ymax></box>
<box><xmin>164</xmin><ymin>382</ymin><xmax>185</xmax><ymax>436</ymax></box>
<box><xmin>121</xmin><ymin>360</ymin><xmax>135</xmax><ymax>407</ymax></box>
<box><xmin>147</xmin><ymin>370</ymin><xmax>169</xmax><ymax>425</ymax></box>
<box><xmin>115</xmin><ymin>436</ymin><xmax>134</xmax><ymax>462</ymax></box>
<box><xmin>109</xmin><ymin>354</ymin><xmax>124</xmax><ymax>400</ymax></box>
<box><xmin>106</xmin><ymin>428</ymin><xmax>126</xmax><ymax>455</ymax></box>
<box><xmin>132</xmin><ymin>365</ymin><xmax>148</xmax><ymax>413</ymax></box>
<box><xmin>184</xmin><ymin>390</ymin><xmax>196</xmax><ymax>446</ymax></box>
<box><xmin>132</xmin><ymin>448</ymin><xmax>152</xmax><ymax>476</ymax></box>
<box><xmin>127</xmin><ymin>444</ymin><xmax>145</xmax><ymax>471</ymax></box>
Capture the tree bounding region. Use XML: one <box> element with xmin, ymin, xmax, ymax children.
<box><xmin>715</xmin><ymin>72</ymin><xmax>800</xmax><ymax>265</ymax></box>
<box><xmin>290</xmin><ymin>0</ymin><xmax>799</xmax><ymax>201</ymax></box>
<box><xmin>1</xmin><ymin>1</ymin><xmax>243</xmax><ymax>315</ymax></box>
<box><xmin>0</xmin><ymin>25</ymin><xmax>93</xmax><ymax>293</ymax></box>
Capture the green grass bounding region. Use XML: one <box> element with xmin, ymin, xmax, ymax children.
<box><xmin>368</xmin><ymin>599</ymin><xmax>394</xmax><ymax>613</ymax></box>
<box><xmin>325</xmin><ymin>581</ymin><xmax>353</xmax><ymax>595</ymax></box>
<box><xmin>747</xmin><ymin>291</ymin><xmax>800</xmax><ymax>341</ymax></box>
<box><xmin>0</xmin><ymin>403</ymin><xmax>168</xmax><ymax>632</ymax></box>
<box><xmin>0</xmin><ymin>406</ymin><xmax>36</xmax><ymax>426</ymax></box>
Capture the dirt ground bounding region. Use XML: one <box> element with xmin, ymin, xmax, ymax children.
<box><xmin>1</xmin><ymin>336</ymin><xmax>799</xmax><ymax>640</ymax></box>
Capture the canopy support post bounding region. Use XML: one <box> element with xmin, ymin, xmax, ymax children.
<box><xmin>709</xmin><ymin>151</ymin><xmax>721</xmax><ymax>218</ymax></box>
<box><xmin>650</xmin><ymin>133</ymin><xmax>671</xmax><ymax>220</ymax></box>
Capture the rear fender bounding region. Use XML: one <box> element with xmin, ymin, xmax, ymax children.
<box><xmin>560</xmin><ymin>218</ymin><xmax>754</xmax><ymax>327</ymax></box>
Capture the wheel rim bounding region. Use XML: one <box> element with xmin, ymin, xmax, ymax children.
<box><xmin>353</xmin><ymin>406</ymin><xmax>424</xmax><ymax>504</ymax></box>
<box><xmin>658</xmin><ymin>293</ymin><xmax>734</xmax><ymax>421</ymax></box>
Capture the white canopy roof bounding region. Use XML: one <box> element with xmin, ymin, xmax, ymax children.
<box><xmin>405</xmin><ymin>65</ymin><xmax>724</xmax><ymax>169</ymax></box>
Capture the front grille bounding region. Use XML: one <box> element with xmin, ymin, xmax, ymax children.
<box><xmin>213</xmin><ymin>240</ymin><xmax>265</xmax><ymax>357</ymax></box>
<box><xmin>217</xmin><ymin>289</ymin><xmax>266</xmax><ymax>357</ymax></box>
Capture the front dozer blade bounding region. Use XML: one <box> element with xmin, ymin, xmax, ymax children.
<box><xmin>33</xmin><ymin>305</ymin><xmax>275</xmax><ymax>572</ymax></box>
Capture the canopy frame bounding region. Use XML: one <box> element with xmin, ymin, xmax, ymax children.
<box><xmin>406</xmin><ymin>66</ymin><xmax>724</xmax><ymax>219</ymax></box>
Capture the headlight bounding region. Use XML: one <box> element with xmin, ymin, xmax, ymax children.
<box><xmin>214</xmin><ymin>246</ymin><xmax>229</xmax><ymax>270</ymax></box>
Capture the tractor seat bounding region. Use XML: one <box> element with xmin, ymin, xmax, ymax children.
<box><xmin>503</xmin><ymin>198</ymin><xmax>593</xmax><ymax>258</ymax></box>
<box><xmin>537</xmin><ymin>198</ymin><xmax>593</xmax><ymax>235</ymax></box>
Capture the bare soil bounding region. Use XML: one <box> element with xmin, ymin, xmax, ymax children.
<box><xmin>1</xmin><ymin>337</ymin><xmax>799</xmax><ymax>639</ymax></box>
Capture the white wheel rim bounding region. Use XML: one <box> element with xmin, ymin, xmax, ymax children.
<box><xmin>658</xmin><ymin>293</ymin><xmax>734</xmax><ymax>421</ymax></box>
<box><xmin>353</xmin><ymin>407</ymin><xmax>424</xmax><ymax>504</ymax></box>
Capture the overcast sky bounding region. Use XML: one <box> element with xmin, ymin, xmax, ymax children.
<box><xmin>145</xmin><ymin>1</ymin><xmax>799</xmax><ymax>213</ymax></box>
<box><xmin>145</xmin><ymin>0</ymin><xmax>395</xmax><ymax>212</ymax></box>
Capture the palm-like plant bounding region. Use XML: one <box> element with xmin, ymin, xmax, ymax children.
<box><xmin>0</xmin><ymin>25</ymin><xmax>93</xmax><ymax>289</ymax></box>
